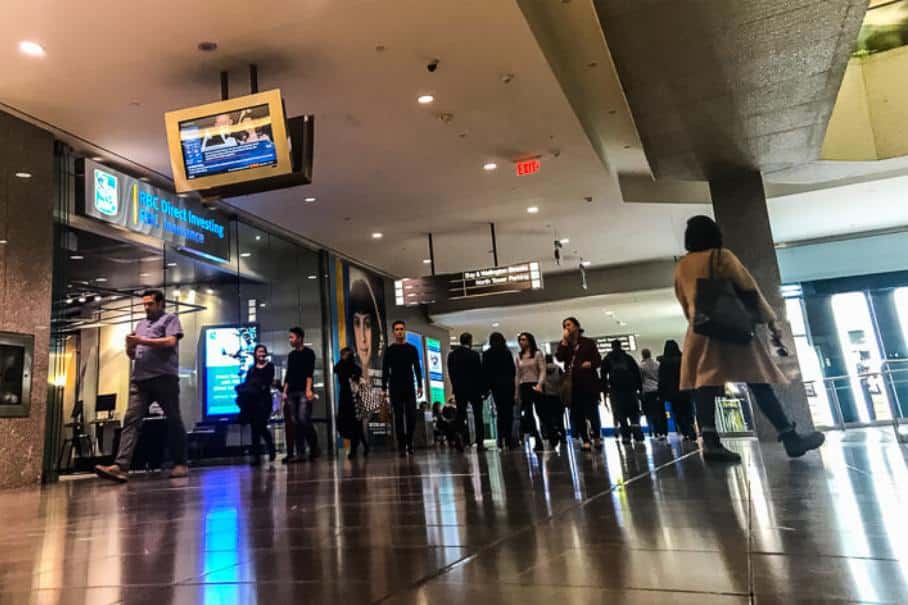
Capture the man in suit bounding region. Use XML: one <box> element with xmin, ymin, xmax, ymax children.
<box><xmin>447</xmin><ymin>332</ymin><xmax>486</xmax><ymax>451</ymax></box>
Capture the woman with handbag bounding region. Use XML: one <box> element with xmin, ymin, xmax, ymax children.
<box><xmin>675</xmin><ymin>215</ymin><xmax>825</xmax><ymax>462</ymax></box>
<box><xmin>334</xmin><ymin>347</ymin><xmax>369</xmax><ymax>460</ymax></box>
<box><xmin>555</xmin><ymin>317</ymin><xmax>603</xmax><ymax>452</ymax></box>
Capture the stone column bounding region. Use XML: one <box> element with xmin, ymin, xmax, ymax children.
<box><xmin>0</xmin><ymin>110</ymin><xmax>55</xmax><ymax>487</ymax></box>
<box><xmin>709</xmin><ymin>170</ymin><xmax>815</xmax><ymax>441</ymax></box>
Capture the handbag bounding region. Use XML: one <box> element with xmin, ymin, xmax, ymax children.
<box><xmin>352</xmin><ymin>378</ymin><xmax>384</xmax><ymax>420</ymax></box>
<box><xmin>692</xmin><ymin>249</ymin><xmax>755</xmax><ymax>344</ymax></box>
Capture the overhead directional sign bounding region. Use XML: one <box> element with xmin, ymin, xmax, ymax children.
<box><xmin>394</xmin><ymin>261</ymin><xmax>544</xmax><ymax>307</ymax></box>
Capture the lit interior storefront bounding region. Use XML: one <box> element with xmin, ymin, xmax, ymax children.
<box><xmin>48</xmin><ymin>151</ymin><xmax>328</xmax><ymax>473</ymax></box>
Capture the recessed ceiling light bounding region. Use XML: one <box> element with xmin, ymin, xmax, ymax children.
<box><xmin>166</xmin><ymin>262</ymin><xmax>177</xmax><ymax>268</ymax></box>
<box><xmin>65</xmin><ymin>298</ymin><xmax>73</xmax><ymax>305</ymax></box>
<box><xmin>307</xmin><ymin>274</ymin><xmax>318</xmax><ymax>280</ymax></box>
<box><xmin>372</xmin><ymin>232</ymin><xmax>383</xmax><ymax>239</ymax></box>
<box><xmin>422</xmin><ymin>259</ymin><xmax>432</xmax><ymax>264</ymax></box>
<box><xmin>93</xmin><ymin>295</ymin><xmax>102</xmax><ymax>302</ymax></box>
<box><xmin>304</xmin><ymin>197</ymin><xmax>317</xmax><ymax>203</ymax></box>
<box><xmin>69</xmin><ymin>255</ymin><xmax>84</xmax><ymax>260</ymax></box>
<box><xmin>560</xmin><ymin>238</ymin><xmax>570</xmax><ymax>244</ymax></box>
<box><xmin>604</xmin><ymin>310</ymin><xmax>614</xmax><ymax>316</ymax></box>
<box><xmin>492</xmin><ymin>322</ymin><xmax>500</xmax><ymax>328</ymax></box>
<box><xmin>14</xmin><ymin>172</ymin><xmax>31</xmax><ymax>179</ymax></box>
<box><xmin>0</xmin><ymin>240</ymin><xmax>8</xmax><ymax>245</ymax></box>
<box><xmin>240</xmin><ymin>252</ymin><xmax>252</xmax><ymax>258</ymax></box>
<box><xmin>95</xmin><ymin>277</ymin><xmax>108</xmax><ymax>283</ymax></box>
<box><xmin>77</xmin><ymin>296</ymin><xmax>87</xmax><ymax>303</ymax></box>
<box><xmin>417</xmin><ymin>94</ymin><xmax>434</xmax><ymax>104</ymax></box>
<box><xmin>483</xmin><ymin>162</ymin><xmax>498</xmax><ymax>171</ymax></box>
<box><xmin>18</xmin><ymin>41</ymin><xmax>45</xmax><ymax>57</ymax></box>
<box><xmin>255</xmin><ymin>235</ymin><xmax>262</xmax><ymax>241</ymax></box>
<box><xmin>581</xmin><ymin>260</ymin><xmax>592</xmax><ymax>267</ymax></box>
<box><xmin>260</xmin><ymin>302</ymin><xmax>267</xmax><ymax>308</ymax></box>
<box><xmin>527</xmin><ymin>206</ymin><xmax>539</xmax><ymax>214</ymax></box>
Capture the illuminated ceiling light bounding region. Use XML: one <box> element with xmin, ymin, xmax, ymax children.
<box><xmin>93</xmin><ymin>295</ymin><xmax>102</xmax><ymax>302</ymax></box>
<box><xmin>417</xmin><ymin>94</ymin><xmax>434</xmax><ymax>105</ymax></box>
<box><xmin>95</xmin><ymin>277</ymin><xmax>107</xmax><ymax>283</ymax></box>
<box><xmin>0</xmin><ymin>239</ymin><xmax>8</xmax><ymax>245</ymax></box>
<box><xmin>483</xmin><ymin>162</ymin><xmax>498</xmax><ymax>171</ymax></box>
<box><xmin>559</xmin><ymin>238</ymin><xmax>570</xmax><ymax>244</ymax></box>
<box><xmin>527</xmin><ymin>206</ymin><xmax>539</xmax><ymax>214</ymax></box>
<box><xmin>77</xmin><ymin>296</ymin><xmax>87</xmax><ymax>303</ymax></box>
<box><xmin>240</xmin><ymin>252</ymin><xmax>252</xmax><ymax>258</ymax></box>
<box><xmin>307</xmin><ymin>274</ymin><xmax>318</xmax><ymax>280</ymax></box>
<box><xmin>91</xmin><ymin>156</ymin><xmax>104</xmax><ymax>162</ymax></box>
<box><xmin>604</xmin><ymin>310</ymin><xmax>614</xmax><ymax>316</ymax></box>
<box><xmin>18</xmin><ymin>41</ymin><xmax>45</xmax><ymax>57</ymax></box>
<box><xmin>422</xmin><ymin>259</ymin><xmax>432</xmax><ymax>264</ymax></box>
<box><xmin>492</xmin><ymin>322</ymin><xmax>500</xmax><ymax>328</ymax></box>
<box><xmin>304</xmin><ymin>197</ymin><xmax>316</xmax><ymax>203</ymax></box>
<box><xmin>255</xmin><ymin>235</ymin><xmax>262</xmax><ymax>241</ymax></box>
<box><xmin>166</xmin><ymin>262</ymin><xmax>177</xmax><ymax>267</ymax></box>
<box><xmin>14</xmin><ymin>172</ymin><xmax>31</xmax><ymax>179</ymax></box>
<box><xmin>372</xmin><ymin>232</ymin><xmax>383</xmax><ymax>239</ymax></box>
<box><xmin>69</xmin><ymin>255</ymin><xmax>84</xmax><ymax>260</ymax></box>
<box><xmin>139</xmin><ymin>272</ymin><xmax>150</xmax><ymax>278</ymax></box>
<box><xmin>206</xmin><ymin>288</ymin><xmax>215</xmax><ymax>294</ymax></box>
<box><xmin>260</xmin><ymin>302</ymin><xmax>267</xmax><ymax>308</ymax></box>
<box><xmin>65</xmin><ymin>298</ymin><xmax>73</xmax><ymax>304</ymax></box>
<box><xmin>581</xmin><ymin>260</ymin><xmax>592</xmax><ymax>267</ymax></box>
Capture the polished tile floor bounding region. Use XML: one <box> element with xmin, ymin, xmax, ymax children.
<box><xmin>1</xmin><ymin>429</ymin><xmax>907</xmax><ymax>604</ymax></box>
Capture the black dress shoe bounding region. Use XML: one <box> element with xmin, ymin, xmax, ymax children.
<box><xmin>779</xmin><ymin>425</ymin><xmax>825</xmax><ymax>458</ymax></box>
<box><xmin>701</xmin><ymin>429</ymin><xmax>741</xmax><ymax>463</ymax></box>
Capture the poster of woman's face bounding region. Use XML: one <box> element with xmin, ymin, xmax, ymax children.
<box><xmin>346</xmin><ymin>267</ymin><xmax>386</xmax><ymax>377</ymax></box>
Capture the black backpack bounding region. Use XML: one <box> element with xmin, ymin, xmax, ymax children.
<box><xmin>609</xmin><ymin>354</ymin><xmax>638</xmax><ymax>390</ymax></box>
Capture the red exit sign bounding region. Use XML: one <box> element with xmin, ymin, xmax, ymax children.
<box><xmin>515</xmin><ymin>158</ymin><xmax>541</xmax><ymax>176</ymax></box>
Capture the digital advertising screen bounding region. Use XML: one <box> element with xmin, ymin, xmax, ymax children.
<box><xmin>179</xmin><ymin>104</ymin><xmax>278</xmax><ymax>179</ymax></box>
<box><xmin>425</xmin><ymin>337</ymin><xmax>445</xmax><ymax>405</ymax></box>
<box><xmin>406</xmin><ymin>331</ymin><xmax>426</xmax><ymax>401</ymax></box>
<box><xmin>202</xmin><ymin>324</ymin><xmax>258</xmax><ymax>418</ymax></box>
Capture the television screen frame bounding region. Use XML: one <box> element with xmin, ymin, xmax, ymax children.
<box><xmin>165</xmin><ymin>89</ymin><xmax>292</xmax><ymax>193</ymax></box>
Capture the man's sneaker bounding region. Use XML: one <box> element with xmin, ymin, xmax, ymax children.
<box><xmin>95</xmin><ymin>464</ymin><xmax>129</xmax><ymax>484</ymax></box>
<box><xmin>168</xmin><ymin>465</ymin><xmax>189</xmax><ymax>479</ymax></box>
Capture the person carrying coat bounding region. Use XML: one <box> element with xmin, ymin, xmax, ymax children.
<box><xmin>674</xmin><ymin>215</ymin><xmax>825</xmax><ymax>462</ymax></box>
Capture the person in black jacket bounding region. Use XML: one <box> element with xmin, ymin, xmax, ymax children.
<box><xmin>335</xmin><ymin>347</ymin><xmax>369</xmax><ymax>459</ymax></box>
<box><xmin>658</xmin><ymin>340</ymin><xmax>696</xmax><ymax>441</ymax></box>
<box><xmin>602</xmin><ymin>340</ymin><xmax>644</xmax><ymax>445</ymax></box>
<box><xmin>244</xmin><ymin>345</ymin><xmax>276</xmax><ymax>466</ymax></box>
<box><xmin>447</xmin><ymin>332</ymin><xmax>486</xmax><ymax>451</ymax></box>
<box><xmin>483</xmin><ymin>332</ymin><xmax>517</xmax><ymax>450</ymax></box>
<box><xmin>382</xmin><ymin>320</ymin><xmax>423</xmax><ymax>457</ymax></box>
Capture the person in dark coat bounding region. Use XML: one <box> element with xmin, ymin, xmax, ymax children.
<box><xmin>483</xmin><ymin>332</ymin><xmax>517</xmax><ymax>450</ymax></box>
<box><xmin>555</xmin><ymin>317</ymin><xmax>603</xmax><ymax>451</ymax></box>
<box><xmin>657</xmin><ymin>340</ymin><xmax>696</xmax><ymax>441</ymax></box>
<box><xmin>334</xmin><ymin>347</ymin><xmax>368</xmax><ymax>460</ymax></box>
<box><xmin>244</xmin><ymin>344</ymin><xmax>276</xmax><ymax>466</ymax></box>
<box><xmin>447</xmin><ymin>332</ymin><xmax>486</xmax><ymax>451</ymax></box>
<box><xmin>602</xmin><ymin>340</ymin><xmax>644</xmax><ymax>445</ymax></box>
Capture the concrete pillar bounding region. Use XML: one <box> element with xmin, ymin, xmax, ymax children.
<box><xmin>709</xmin><ymin>170</ymin><xmax>815</xmax><ymax>441</ymax></box>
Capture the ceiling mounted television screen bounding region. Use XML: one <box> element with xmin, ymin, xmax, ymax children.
<box><xmin>165</xmin><ymin>89</ymin><xmax>292</xmax><ymax>193</ymax></box>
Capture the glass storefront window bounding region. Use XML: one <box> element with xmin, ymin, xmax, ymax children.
<box><xmin>785</xmin><ymin>297</ymin><xmax>835</xmax><ymax>428</ymax></box>
<box><xmin>831</xmin><ymin>292</ymin><xmax>892</xmax><ymax>423</ymax></box>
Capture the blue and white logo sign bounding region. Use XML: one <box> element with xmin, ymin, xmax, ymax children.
<box><xmin>93</xmin><ymin>169</ymin><xmax>119</xmax><ymax>216</ymax></box>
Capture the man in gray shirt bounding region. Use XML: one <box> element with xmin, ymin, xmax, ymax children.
<box><xmin>96</xmin><ymin>290</ymin><xmax>188</xmax><ymax>483</ymax></box>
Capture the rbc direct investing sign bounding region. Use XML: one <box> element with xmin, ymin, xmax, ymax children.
<box><xmin>80</xmin><ymin>159</ymin><xmax>230</xmax><ymax>263</ymax></box>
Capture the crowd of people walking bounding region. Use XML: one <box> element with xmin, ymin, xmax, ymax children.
<box><xmin>95</xmin><ymin>216</ymin><xmax>826</xmax><ymax>484</ymax></box>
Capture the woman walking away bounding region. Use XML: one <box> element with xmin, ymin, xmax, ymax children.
<box><xmin>483</xmin><ymin>332</ymin><xmax>517</xmax><ymax>450</ymax></box>
<box><xmin>556</xmin><ymin>317</ymin><xmax>603</xmax><ymax>452</ymax></box>
<box><xmin>516</xmin><ymin>332</ymin><xmax>547</xmax><ymax>453</ymax></box>
<box><xmin>675</xmin><ymin>215</ymin><xmax>825</xmax><ymax>462</ymax></box>
<box><xmin>244</xmin><ymin>345</ymin><xmax>277</xmax><ymax>466</ymax></box>
<box><xmin>658</xmin><ymin>340</ymin><xmax>696</xmax><ymax>441</ymax></box>
<box><xmin>334</xmin><ymin>347</ymin><xmax>369</xmax><ymax>460</ymax></box>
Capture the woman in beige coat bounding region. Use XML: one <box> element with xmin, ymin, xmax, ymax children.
<box><xmin>675</xmin><ymin>216</ymin><xmax>825</xmax><ymax>462</ymax></box>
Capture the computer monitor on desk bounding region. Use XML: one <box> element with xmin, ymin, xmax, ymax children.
<box><xmin>96</xmin><ymin>394</ymin><xmax>116</xmax><ymax>418</ymax></box>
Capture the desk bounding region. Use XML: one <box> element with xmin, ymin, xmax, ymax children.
<box><xmin>89</xmin><ymin>418</ymin><xmax>120</xmax><ymax>455</ymax></box>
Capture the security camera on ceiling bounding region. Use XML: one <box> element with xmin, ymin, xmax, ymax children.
<box><xmin>427</xmin><ymin>58</ymin><xmax>440</xmax><ymax>73</ymax></box>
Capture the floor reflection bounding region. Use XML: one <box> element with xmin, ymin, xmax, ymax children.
<box><xmin>0</xmin><ymin>429</ymin><xmax>905</xmax><ymax>604</ymax></box>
